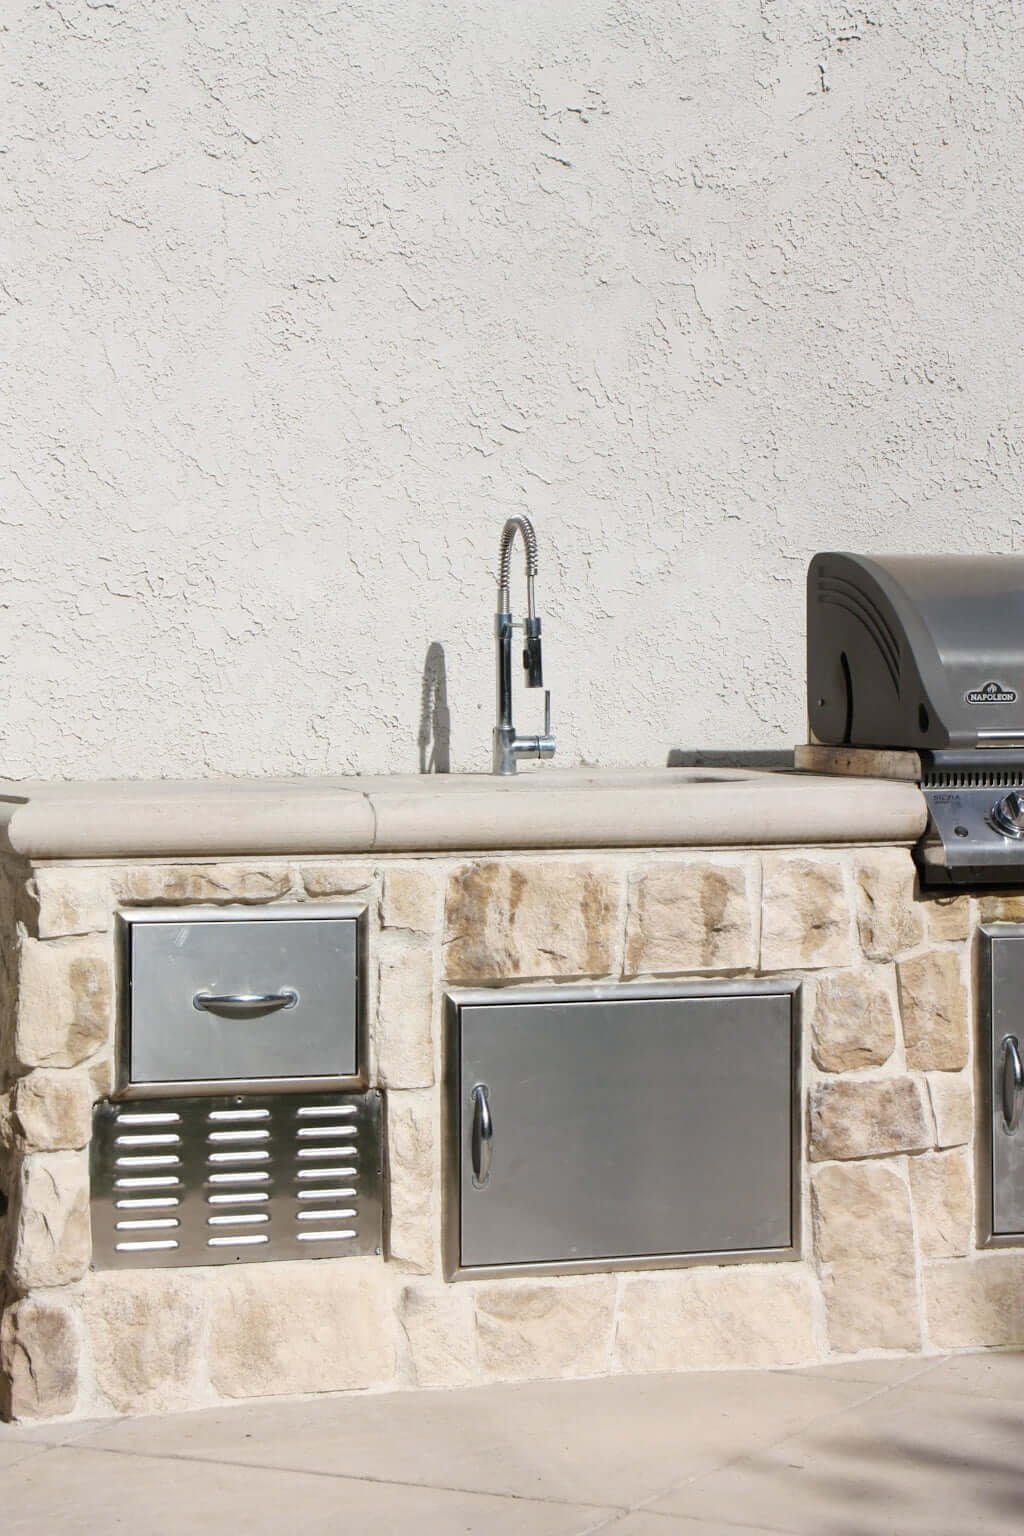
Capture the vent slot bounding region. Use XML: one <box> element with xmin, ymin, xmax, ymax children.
<box><xmin>297</xmin><ymin>1105</ymin><xmax>358</xmax><ymax>1119</ymax></box>
<box><xmin>296</xmin><ymin>1229</ymin><xmax>357</xmax><ymax>1242</ymax></box>
<box><xmin>91</xmin><ymin>1090</ymin><xmax>383</xmax><ymax>1270</ymax></box>
<box><xmin>117</xmin><ymin>1112</ymin><xmax>182</xmax><ymax>1127</ymax></box>
<box><xmin>923</xmin><ymin>769</ymin><xmax>1024</xmax><ymax>789</ymax></box>
<box><xmin>116</xmin><ymin>1218</ymin><xmax>180</xmax><ymax>1232</ymax></box>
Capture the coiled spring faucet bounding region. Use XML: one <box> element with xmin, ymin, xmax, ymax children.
<box><xmin>493</xmin><ymin>514</ymin><xmax>556</xmax><ymax>775</ymax></box>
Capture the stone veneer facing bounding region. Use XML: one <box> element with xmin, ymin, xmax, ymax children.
<box><xmin>0</xmin><ymin>846</ymin><xmax>1018</xmax><ymax>1421</ymax></box>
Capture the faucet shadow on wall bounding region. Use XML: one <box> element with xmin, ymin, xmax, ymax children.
<box><xmin>419</xmin><ymin>641</ymin><xmax>451</xmax><ymax>774</ymax></box>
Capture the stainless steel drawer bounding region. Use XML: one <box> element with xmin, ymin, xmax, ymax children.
<box><xmin>121</xmin><ymin>906</ymin><xmax>363</xmax><ymax>1096</ymax></box>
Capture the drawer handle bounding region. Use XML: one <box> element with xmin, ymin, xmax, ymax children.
<box><xmin>470</xmin><ymin>1083</ymin><xmax>493</xmax><ymax>1188</ymax></box>
<box><xmin>193</xmin><ymin>990</ymin><xmax>299</xmax><ymax>1015</ymax></box>
<box><xmin>1002</xmin><ymin>1035</ymin><xmax>1024</xmax><ymax>1134</ymax></box>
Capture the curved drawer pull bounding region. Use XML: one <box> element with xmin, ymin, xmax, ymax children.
<box><xmin>1003</xmin><ymin>1035</ymin><xmax>1024</xmax><ymax>1132</ymax></box>
<box><xmin>1002</xmin><ymin>1035</ymin><xmax>1024</xmax><ymax>1134</ymax></box>
<box><xmin>470</xmin><ymin>1084</ymin><xmax>493</xmax><ymax>1188</ymax></box>
<box><xmin>193</xmin><ymin>990</ymin><xmax>299</xmax><ymax>1015</ymax></box>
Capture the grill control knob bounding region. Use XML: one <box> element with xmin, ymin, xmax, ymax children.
<box><xmin>992</xmin><ymin>790</ymin><xmax>1024</xmax><ymax>840</ymax></box>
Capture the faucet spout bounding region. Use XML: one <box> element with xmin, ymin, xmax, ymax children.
<box><xmin>493</xmin><ymin>515</ymin><xmax>556</xmax><ymax>775</ymax></box>
<box><xmin>498</xmin><ymin>514</ymin><xmax>538</xmax><ymax>619</ymax></box>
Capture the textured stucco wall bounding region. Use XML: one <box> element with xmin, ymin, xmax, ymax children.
<box><xmin>4</xmin><ymin>1</ymin><xmax>1024</xmax><ymax>779</ymax></box>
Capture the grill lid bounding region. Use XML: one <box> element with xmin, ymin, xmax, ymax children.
<box><xmin>807</xmin><ymin>552</ymin><xmax>1024</xmax><ymax>750</ymax></box>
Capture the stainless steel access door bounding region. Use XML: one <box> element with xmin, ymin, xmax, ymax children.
<box><xmin>447</xmin><ymin>982</ymin><xmax>799</xmax><ymax>1279</ymax></box>
<box><xmin>979</xmin><ymin>926</ymin><xmax>1024</xmax><ymax>1244</ymax></box>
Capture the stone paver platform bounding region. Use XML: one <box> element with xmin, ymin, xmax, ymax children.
<box><xmin>2</xmin><ymin>1351</ymin><xmax>1023</xmax><ymax>1534</ymax></box>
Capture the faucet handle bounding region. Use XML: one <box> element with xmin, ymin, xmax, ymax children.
<box><xmin>523</xmin><ymin>617</ymin><xmax>543</xmax><ymax>687</ymax></box>
<box><xmin>535</xmin><ymin>688</ymin><xmax>555</xmax><ymax>761</ymax></box>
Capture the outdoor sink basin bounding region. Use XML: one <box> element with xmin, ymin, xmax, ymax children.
<box><xmin>352</xmin><ymin>766</ymin><xmax>757</xmax><ymax>792</ymax></box>
<box><xmin>333</xmin><ymin>764</ymin><xmax>923</xmax><ymax>854</ymax></box>
<box><xmin>455</xmin><ymin>767</ymin><xmax>755</xmax><ymax>788</ymax></box>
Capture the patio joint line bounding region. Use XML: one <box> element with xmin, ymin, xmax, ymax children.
<box><xmin>42</xmin><ymin>1438</ymin><xmax>631</xmax><ymax>1514</ymax></box>
<box><xmin>616</xmin><ymin>1356</ymin><xmax>955</xmax><ymax>1526</ymax></box>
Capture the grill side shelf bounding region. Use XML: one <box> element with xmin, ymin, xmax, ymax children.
<box><xmin>90</xmin><ymin>1090</ymin><xmax>383</xmax><ymax>1269</ymax></box>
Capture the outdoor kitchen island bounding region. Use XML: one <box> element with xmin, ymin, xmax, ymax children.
<box><xmin>0</xmin><ymin>766</ymin><xmax>1012</xmax><ymax>1422</ymax></box>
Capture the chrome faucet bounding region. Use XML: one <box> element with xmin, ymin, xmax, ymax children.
<box><xmin>493</xmin><ymin>514</ymin><xmax>556</xmax><ymax>775</ymax></box>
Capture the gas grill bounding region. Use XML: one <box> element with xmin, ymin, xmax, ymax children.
<box><xmin>804</xmin><ymin>552</ymin><xmax>1024</xmax><ymax>887</ymax></box>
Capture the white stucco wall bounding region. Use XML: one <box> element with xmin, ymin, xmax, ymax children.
<box><xmin>4</xmin><ymin>1</ymin><xmax>1023</xmax><ymax>780</ymax></box>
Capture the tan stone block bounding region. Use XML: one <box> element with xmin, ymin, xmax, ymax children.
<box><xmin>83</xmin><ymin>1271</ymin><xmax>205</xmax><ymax>1414</ymax></box>
<box><xmin>15</xmin><ymin>934</ymin><xmax>111</xmax><ymax>1069</ymax></box>
<box><xmin>809</xmin><ymin>970</ymin><xmax>896</xmax><ymax>1072</ymax></box>
<box><xmin>615</xmin><ymin>1265</ymin><xmax>816</xmax><ymax>1372</ymax></box>
<box><xmin>444</xmin><ymin>861</ymin><xmax>620</xmax><ymax>981</ymax></box>
<box><xmin>12</xmin><ymin>1070</ymin><xmax>93</xmax><ymax>1151</ymax></box>
<box><xmin>760</xmin><ymin>857</ymin><xmax>852</xmax><ymax>970</ymax></box>
<box><xmin>476</xmin><ymin>1277</ymin><xmax>615</xmax><ymax>1381</ymax></box>
<box><xmin>381</xmin><ymin>866</ymin><xmax>442</xmax><ymax>933</ymax></box>
<box><xmin>9</xmin><ymin>1151</ymin><xmax>91</xmax><ymax>1290</ymax></box>
<box><xmin>924</xmin><ymin>895</ymin><xmax>973</xmax><ymax>943</ymax></box>
<box><xmin>897</xmin><ymin>951</ymin><xmax>968</xmax><ymax>1071</ymax></box>
<box><xmin>298</xmin><ymin>862</ymin><xmax>374</xmax><ymax>898</ymax></box>
<box><xmin>399</xmin><ymin>1285</ymin><xmax>478</xmax><ymax>1387</ymax></box>
<box><xmin>927</xmin><ymin>1072</ymin><xmax>973</xmax><ymax>1149</ymax></box>
<box><xmin>0</xmin><ymin>1294</ymin><xmax>79</xmax><ymax>1419</ymax></box>
<box><xmin>925</xmin><ymin>1254</ymin><xmax>1024</xmax><ymax>1349</ymax></box>
<box><xmin>811</xmin><ymin>1161</ymin><xmax>920</xmax><ymax>1353</ymax></box>
<box><xmin>376</xmin><ymin>951</ymin><xmax>434</xmax><ymax>1088</ymax></box>
<box><xmin>809</xmin><ymin>1077</ymin><xmax>932</xmax><ymax>1161</ymax></box>
<box><xmin>387</xmin><ymin>1091</ymin><xmax>435</xmax><ymax>1273</ymax></box>
<box><xmin>111</xmin><ymin>864</ymin><xmax>292</xmax><ymax>905</ymax></box>
<box><xmin>0</xmin><ymin>868</ymin><xmax>17</xmax><ymax>937</ymax></box>
<box><xmin>853</xmin><ymin>852</ymin><xmax>924</xmax><ymax>962</ymax></box>
<box><xmin>32</xmin><ymin>868</ymin><xmax>112</xmax><ymax>939</ymax></box>
<box><xmin>88</xmin><ymin>1055</ymin><xmax>115</xmax><ymax>1100</ymax></box>
<box><xmin>208</xmin><ymin>1259</ymin><xmax>395</xmax><ymax>1397</ymax></box>
<box><xmin>813</xmin><ymin>1160</ymin><xmax>912</xmax><ymax>1265</ymax></box>
<box><xmin>910</xmin><ymin>1149</ymin><xmax>972</xmax><ymax>1259</ymax></box>
<box><xmin>818</xmin><ymin>1264</ymin><xmax>920</xmax><ymax>1356</ymax></box>
<box><xmin>624</xmin><ymin>860</ymin><xmax>756</xmax><ymax>975</ymax></box>
<box><xmin>978</xmin><ymin>894</ymin><xmax>1024</xmax><ymax>922</ymax></box>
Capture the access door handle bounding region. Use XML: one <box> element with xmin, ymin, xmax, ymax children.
<box><xmin>1001</xmin><ymin>1035</ymin><xmax>1024</xmax><ymax>1134</ymax></box>
<box><xmin>470</xmin><ymin>1083</ymin><xmax>493</xmax><ymax>1188</ymax></box>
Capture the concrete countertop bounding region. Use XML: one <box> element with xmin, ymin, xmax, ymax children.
<box><xmin>0</xmin><ymin>767</ymin><xmax>927</xmax><ymax>862</ymax></box>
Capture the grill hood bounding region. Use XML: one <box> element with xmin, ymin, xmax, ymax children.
<box><xmin>807</xmin><ymin>552</ymin><xmax>1024</xmax><ymax>751</ymax></box>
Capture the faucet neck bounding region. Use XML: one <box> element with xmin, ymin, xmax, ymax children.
<box><xmin>497</xmin><ymin>515</ymin><xmax>538</xmax><ymax>618</ymax></box>
<box><xmin>492</xmin><ymin>516</ymin><xmax>555</xmax><ymax>775</ymax></box>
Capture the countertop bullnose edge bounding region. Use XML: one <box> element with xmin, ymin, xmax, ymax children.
<box><xmin>0</xmin><ymin>770</ymin><xmax>928</xmax><ymax>861</ymax></box>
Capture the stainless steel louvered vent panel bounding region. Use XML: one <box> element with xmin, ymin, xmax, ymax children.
<box><xmin>91</xmin><ymin>1090</ymin><xmax>383</xmax><ymax>1269</ymax></box>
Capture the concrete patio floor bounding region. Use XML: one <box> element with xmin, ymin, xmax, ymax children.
<box><xmin>2</xmin><ymin>1351</ymin><xmax>1023</xmax><ymax>1535</ymax></box>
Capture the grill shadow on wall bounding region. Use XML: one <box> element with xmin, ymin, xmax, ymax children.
<box><xmin>667</xmin><ymin>748</ymin><xmax>796</xmax><ymax>770</ymax></box>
